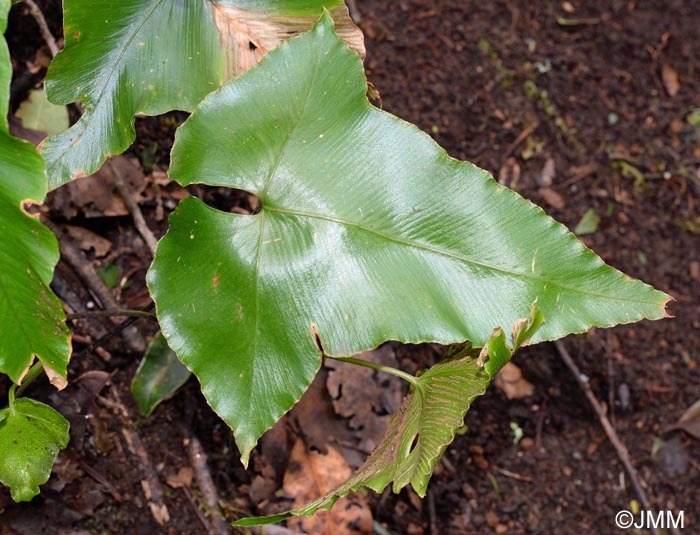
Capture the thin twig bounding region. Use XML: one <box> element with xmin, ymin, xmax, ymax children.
<box><xmin>500</xmin><ymin>122</ymin><xmax>539</xmax><ymax>165</ymax></box>
<box><xmin>108</xmin><ymin>159</ymin><xmax>158</xmax><ymax>255</ymax></box>
<box><xmin>111</xmin><ymin>386</ymin><xmax>170</xmax><ymax>526</ymax></box>
<box><xmin>66</xmin><ymin>309</ymin><xmax>156</xmax><ymax>320</ymax></box>
<box><xmin>43</xmin><ymin>217</ymin><xmax>121</xmax><ymax>311</ymax></box>
<box><xmin>188</xmin><ymin>435</ymin><xmax>230</xmax><ymax>535</ymax></box>
<box><xmin>25</xmin><ymin>0</ymin><xmax>59</xmax><ymax>57</ymax></box>
<box><xmin>427</xmin><ymin>488</ymin><xmax>438</xmax><ymax>535</ymax></box>
<box><xmin>73</xmin><ymin>303</ymin><xmax>154</xmax><ymax>360</ymax></box>
<box><xmin>182</xmin><ymin>486</ymin><xmax>217</xmax><ymax>535</ymax></box>
<box><xmin>492</xmin><ymin>466</ymin><xmax>533</xmax><ymax>483</ymax></box>
<box><xmin>554</xmin><ymin>340</ymin><xmax>674</xmax><ymax>535</ymax></box>
<box><xmin>76</xmin><ymin>457</ymin><xmax>122</xmax><ymax>502</ymax></box>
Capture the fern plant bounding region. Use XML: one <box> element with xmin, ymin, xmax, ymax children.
<box><xmin>0</xmin><ymin>0</ymin><xmax>668</xmax><ymax>525</ymax></box>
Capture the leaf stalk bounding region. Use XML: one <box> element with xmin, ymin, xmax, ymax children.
<box><xmin>324</xmin><ymin>355</ymin><xmax>418</xmax><ymax>387</ymax></box>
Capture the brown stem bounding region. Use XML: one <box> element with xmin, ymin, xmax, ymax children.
<box><xmin>554</xmin><ymin>340</ymin><xmax>677</xmax><ymax>535</ymax></box>
<box><xmin>25</xmin><ymin>0</ymin><xmax>59</xmax><ymax>57</ymax></box>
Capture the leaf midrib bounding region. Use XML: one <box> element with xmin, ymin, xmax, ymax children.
<box><xmin>263</xmin><ymin>205</ymin><xmax>659</xmax><ymax>306</ymax></box>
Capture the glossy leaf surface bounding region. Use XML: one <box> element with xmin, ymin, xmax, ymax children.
<box><xmin>41</xmin><ymin>0</ymin><xmax>363</xmax><ymax>189</ymax></box>
<box><xmin>236</xmin><ymin>309</ymin><xmax>542</xmax><ymax>525</ymax></box>
<box><xmin>0</xmin><ymin>0</ymin><xmax>71</xmax><ymax>387</ymax></box>
<box><xmin>149</xmin><ymin>15</ymin><xmax>668</xmax><ymax>465</ymax></box>
<box><xmin>0</xmin><ymin>397</ymin><xmax>70</xmax><ymax>501</ymax></box>
<box><xmin>131</xmin><ymin>332</ymin><xmax>191</xmax><ymax>416</ymax></box>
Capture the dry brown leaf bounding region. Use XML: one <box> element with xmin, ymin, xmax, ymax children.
<box><xmin>68</xmin><ymin>156</ymin><xmax>145</xmax><ymax>218</ymax></box>
<box><xmin>213</xmin><ymin>3</ymin><xmax>365</xmax><ymax>78</ymax></box>
<box><xmin>662</xmin><ymin>63</ymin><xmax>680</xmax><ymax>97</ymax></box>
<box><xmin>165</xmin><ymin>467</ymin><xmax>193</xmax><ymax>489</ymax></box>
<box><xmin>494</xmin><ymin>362</ymin><xmax>534</xmax><ymax>400</ymax></box>
<box><xmin>326</xmin><ymin>347</ymin><xmax>403</xmax><ymax>452</ymax></box>
<box><xmin>283</xmin><ymin>439</ymin><xmax>373</xmax><ymax>535</ymax></box>
<box><xmin>671</xmin><ymin>399</ymin><xmax>700</xmax><ymax>439</ymax></box>
<box><xmin>498</xmin><ymin>157</ymin><xmax>521</xmax><ymax>189</ymax></box>
<box><xmin>536</xmin><ymin>157</ymin><xmax>556</xmax><ymax>187</ymax></box>
<box><xmin>538</xmin><ymin>187</ymin><xmax>565</xmax><ymax>210</ymax></box>
<box><xmin>288</xmin><ymin>371</ymin><xmax>364</xmax><ymax>467</ymax></box>
<box><xmin>62</xmin><ymin>225</ymin><xmax>112</xmax><ymax>257</ymax></box>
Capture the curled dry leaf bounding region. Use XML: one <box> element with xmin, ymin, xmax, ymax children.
<box><xmin>165</xmin><ymin>467</ymin><xmax>193</xmax><ymax>489</ymax></box>
<box><xmin>662</xmin><ymin>63</ymin><xmax>680</xmax><ymax>97</ymax></box>
<box><xmin>62</xmin><ymin>225</ymin><xmax>112</xmax><ymax>258</ymax></box>
<box><xmin>538</xmin><ymin>187</ymin><xmax>565</xmax><ymax>210</ymax></box>
<box><xmin>283</xmin><ymin>439</ymin><xmax>373</xmax><ymax>535</ymax></box>
<box><xmin>213</xmin><ymin>2</ymin><xmax>365</xmax><ymax>76</ymax></box>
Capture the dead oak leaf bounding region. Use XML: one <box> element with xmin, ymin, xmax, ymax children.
<box><xmin>283</xmin><ymin>439</ymin><xmax>373</xmax><ymax>535</ymax></box>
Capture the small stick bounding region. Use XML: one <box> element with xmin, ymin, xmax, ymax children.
<box><xmin>182</xmin><ymin>486</ymin><xmax>217</xmax><ymax>535</ymax></box>
<box><xmin>76</xmin><ymin>457</ymin><xmax>122</xmax><ymax>502</ymax></box>
<box><xmin>492</xmin><ymin>466</ymin><xmax>533</xmax><ymax>483</ymax></box>
<box><xmin>188</xmin><ymin>435</ymin><xmax>230</xmax><ymax>535</ymax></box>
<box><xmin>427</xmin><ymin>488</ymin><xmax>438</xmax><ymax>535</ymax></box>
<box><xmin>73</xmin><ymin>304</ymin><xmax>153</xmax><ymax>360</ymax></box>
<box><xmin>43</xmin><ymin>217</ymin><xmax>121</xmax><ymax>311</ymax></box>
<box><xmin>554</xmin><ymin>340</ymin><xmax>671</xmax><ymax>535</ymax></box>
<box><xmin>108</xmin><ymin>159</ymin><xmax>158</xmax><ymax>255</ymax></box>
<box><xmin>500</xmin><ymin>122</ymin><xmax>539</xmax><ymax>165</ymax></box>
<box><xmin>25</xmin><ymin>0</ymin><xmax>59</xmax><ymax>57</ymax></box>
<box><xmin>111</xmin><ymin>387</ymin><xmax>171</xmax><ymax>526</ymax></box>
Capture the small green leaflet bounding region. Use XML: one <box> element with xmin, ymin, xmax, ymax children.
<box><xmin>0</xmin><ymin>398</ymin><xmax>70</xmax><ymax>502</ymax></box>
<box><xmin>235</xmin><ymin>308</ymin><xmax>543</xmax><ymax>525</ymax></box>
<box><xmin>149</xmin><ymin>14</ymin><xmax>667</xmax><ymax>466</ymax></box>
<box><xmin>131</xmin><ymin>332</ymin><xmax>191</xmax><ymax>416</ymax></box>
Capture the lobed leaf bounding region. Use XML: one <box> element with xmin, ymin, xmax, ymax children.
<box><xmin>236</xmin><ymin>308</ymin><xmax>541</xmax><ymax>525</ymax></box>
<box><xmin>148</xmin><ymin>14</ymin><xmax>669</xmax><ymax>465</ymax></box>
<box><xmin>0</xmin><ymin>0</ymin><xmax>71</xmax><ymax>387</ymax></box>
<box><xmin>41</xmin><ymin>0</ymin><xmax>363</xmax><ymax>189</ymax></box>
<box><xmin>131</xmin><ymin>332</ymin><xmax>191</xmax><ymax>417</ymax></box>
<box><xmin>0</xmin><ymin>398</ymin><xmax>70</xmax><ymax>502</ymax></box>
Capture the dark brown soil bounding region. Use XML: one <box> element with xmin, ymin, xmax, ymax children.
<box><xmin>2</xmin><ymin>1</ymin><xmax>699</xmax><ymax>534</ymax></box>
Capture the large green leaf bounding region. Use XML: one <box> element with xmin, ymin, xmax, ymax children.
<box><xmin>148</xmin><ymin>14</ymin><xmax>668</xmax><ymax>465</ymax></box>
<box><xmin>235</xmin><ymin>307</ymin><xmax>543</xmax><ymax>525</ymax></box>
<box><xmin>0</xmin><ymin>397</ymin><xmax>70</xmax><ymax>502</ymax></box>
<box><xmin>0</xmin><ymin>0</ymin><xmax>71</xmax><ymax>387</ymax></box>
<box><xmin>41</xmin><ymin>0</ymin><xmax>363</xmax><ymax>189</ymax></box>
